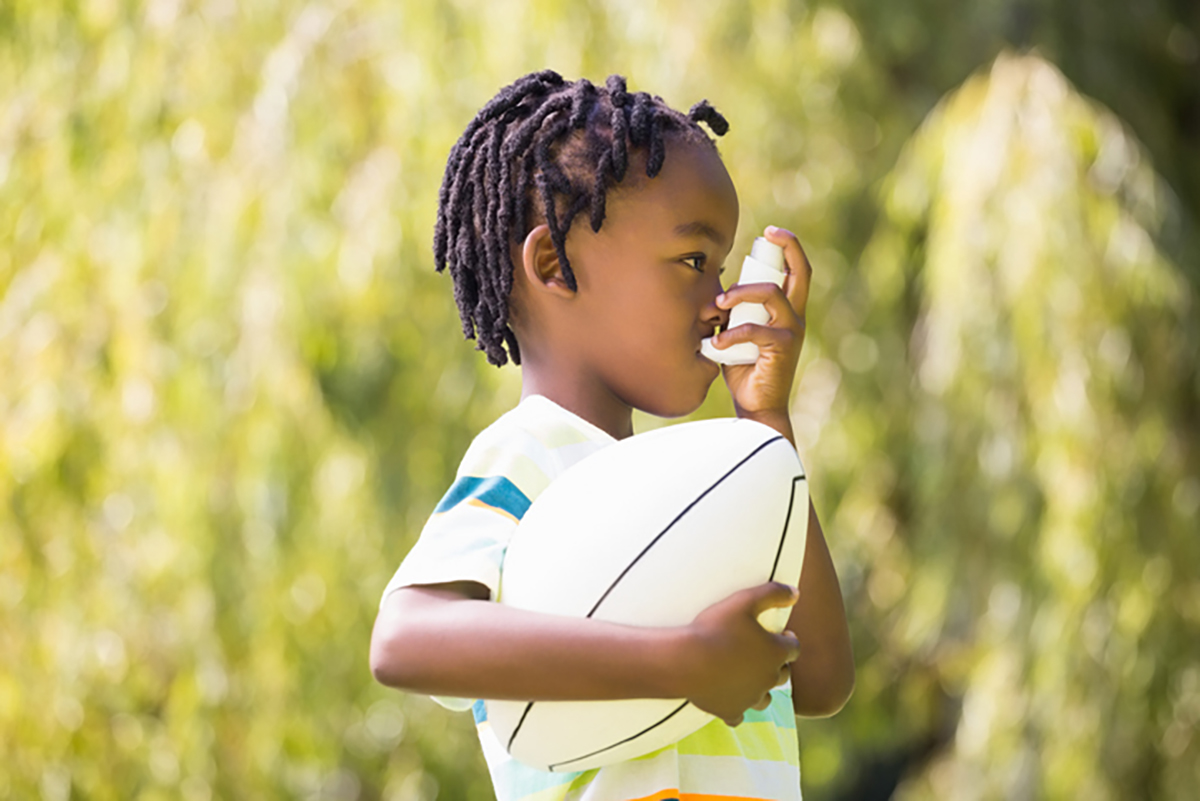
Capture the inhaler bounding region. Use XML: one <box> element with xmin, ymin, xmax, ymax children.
<box><xmin>700</xmin><ymin>237</ymin><xmax>787</xmax><ymax>365</ymax></box>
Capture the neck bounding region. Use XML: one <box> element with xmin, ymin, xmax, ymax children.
<box><xmin>519</xmin><ymin>359</ymin><xmax>634</xmax><ymax>440</ymax></box>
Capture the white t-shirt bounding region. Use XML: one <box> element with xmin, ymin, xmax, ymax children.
<box><xmin>382</xmin><ymin>395</ymin><xmax>802</xmax><ymax>801</ymax></box>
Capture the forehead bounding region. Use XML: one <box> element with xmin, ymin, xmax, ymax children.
<box><xmin>603</xmin><ymin>140</ymin><xmax>739</xmax><ymax>243</ymax></box>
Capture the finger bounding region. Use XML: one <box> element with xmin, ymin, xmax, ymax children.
<box><xmin>763</xmin><ymin>226</ymin><xmax>813</xmax><ymax>317</ymax></box>
<box><xmin>715</xmin><ymin>283</ymin><xmax>801</xmax><ymax>329</ymax></box>
<box><xmin>722</xmin><ymin>582</ymin><xmax>798</xmax><ymax>621</ymax></box>
<box><xmin>713</xmin><ymin>322</ymin><xmax>793</xmax><ymax>352</ymax></box>
<box><xmin>716</xmin><ymin>281</ymin><xmax>783</xmax><ymax>308</ymax></box>
<box><xmin>775</xmin><ymin>630</ymin><xmax>801</xmax><ymax>663</ymax></box>
<box><xmin>746</xmin><ymin>581</ymin><xmax>800</xmax><ymax>615</ymax></box>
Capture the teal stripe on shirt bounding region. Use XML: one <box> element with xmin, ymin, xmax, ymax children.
<box><xmin>435</xmin><ymin>476</ymin><xmax>532</xmax><ymax>520</ymax></box>
<box><xmin>742</xmin><ymin>687</ymin><xmax>798</xmax><ymax>729</ymax></box>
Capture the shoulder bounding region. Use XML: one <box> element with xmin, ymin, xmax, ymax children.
<box><xmin>456</xmin><ymin>396</ymin><xmax>609</xmax><ymax>504</ymax></box>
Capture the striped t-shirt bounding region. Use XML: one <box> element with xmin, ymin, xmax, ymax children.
<box><xmin>382</xmin><ymin>395</ymin><xmax>802</xmax><ymax>801</ymax></box>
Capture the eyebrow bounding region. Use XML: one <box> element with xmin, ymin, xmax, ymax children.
<box><xmin>674</xmin><ymin>221</ymin><xmax>728</xmax><ymax>247</ymax></box>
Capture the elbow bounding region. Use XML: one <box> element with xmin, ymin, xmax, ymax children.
<box><xmin>823</xmin><ymin>668</ymin><xmax>856</xmax><ymax>717</ymax></box>
<box><xmin>369</xmin><ymin>625</ymin><xmax>402</xmax><ymax>687</ymax></box>
<box><xmin>369</xmin><ymin>634</ymin><xmax>397</xmax><ymax>687</ymax></box>
<box><xmin>369</xmin><ymin>582</ymin><xmax>481</xmax><ymax>692</ymax></box>
<box><xmin>793</xmin><ymin>664</ymin><xmax>855</xmax><ymax>718</ymax></box>
<box><xmin>370</xmin><ymin>627</ymin><xmax>428</xmax><ymax>691</ymax></box>
<box><xmin>369</xmin><ymin>606</ymin><xmax>421</xmax><ymax>689</ymax></box>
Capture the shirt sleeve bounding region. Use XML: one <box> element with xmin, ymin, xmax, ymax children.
<box><xmin>380</xmin><ymin>424</ymin><xmax>554</xmax><ymax>603</ymax></box>
<box><xmin>380</xmin><ymin>475</ymin><xmax>531</xmax><ymax>600</ymax></box>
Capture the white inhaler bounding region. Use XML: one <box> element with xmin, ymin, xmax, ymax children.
<box><xmin>700</xmin><ymin>237</ymin><xmax>787</xmax><ymax>365</ymax></box>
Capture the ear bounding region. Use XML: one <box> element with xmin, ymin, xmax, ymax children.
<box><xmin>521</xmin><ymin>224</ymin><xmax>576</xmax><ymax>298</ymax></box>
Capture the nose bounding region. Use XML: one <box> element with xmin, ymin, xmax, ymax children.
<box><xmin>701</xmin><ymin>280</ymin><xmax>729</xmax><ymax>334</ymax></box>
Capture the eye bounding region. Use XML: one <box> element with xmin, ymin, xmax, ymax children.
<box><xmin>681</xmin><ymin>254</ymin><xmax>726</xmax><ymax>278</ymax></box>
<box><xmin>686</xmin><ymin>254</ymin><xmax>725</xmax><ymax>274</ymax></box>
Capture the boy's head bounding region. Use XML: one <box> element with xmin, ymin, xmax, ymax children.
<box><xmin>434</xmin><ymin>71</ymin><xmax>731</xmax><ymax>369</ymax></box>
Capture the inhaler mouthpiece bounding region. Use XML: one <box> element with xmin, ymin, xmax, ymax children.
<box><xmin>701</xmin><ymin>237</ymin><xmax>787</xmax><ymax>365</ymax></box>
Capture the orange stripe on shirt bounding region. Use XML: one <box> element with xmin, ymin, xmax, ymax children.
<box><xmin>464</xmin><ymin>497</ymin><xmax>520</xmax><ymax>523</ymax></box>
<box><xmin>625</xmin><ymin>791</ymin><xmax>771</xmax><ymax>801</ymax></box>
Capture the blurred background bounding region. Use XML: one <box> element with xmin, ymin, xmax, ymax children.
<box><xmin>2</xmin><ymin>0</ymin><xmax>1198</xmax><ymax>798</ymax></box>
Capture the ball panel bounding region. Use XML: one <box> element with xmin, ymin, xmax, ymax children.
<box><xmin>584</xmin><ymin>443</ymin><xmax>800</xmax><ymax>628</ymax></box>
<box><xmin>507</xmin><ymin>699</ymin><xmax>708</xmax><ymax>773</ymax></box>
<box><xmin>498</xmin><ymin>420</ymin><xmax>779</xmax><ymax>617</ymax></box>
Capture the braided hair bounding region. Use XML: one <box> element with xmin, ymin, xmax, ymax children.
<box><xmin>433</xmin><ymin>71</ymin><xmax>730</xmax><ymax>367</ymax></box>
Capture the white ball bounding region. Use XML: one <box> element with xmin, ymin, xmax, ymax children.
<box><xmin>489</xmin><ymin>418</ymin><xmax>808</xmax><ymax>772</ymax></box>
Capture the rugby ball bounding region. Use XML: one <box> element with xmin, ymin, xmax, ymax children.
<box><xmin>489</xmin><ymin>418</ymin><xmax>808</xmax><ymax>772</ymax></box>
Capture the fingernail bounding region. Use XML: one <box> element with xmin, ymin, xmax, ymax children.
<box><xmin>765</xmin><ymin>225</ymin><xmax>779</xmax><ymax>235</ymax></box>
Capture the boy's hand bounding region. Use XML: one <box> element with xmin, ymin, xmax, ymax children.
<box><xmin>679</xmin><ymin>582</ymin><xmax>801</xmax><ymax>726</ymax></box>
<box><xmin>711</xmin><ymin>226</ymin><xmax>812</xmax><ymax>427</ymax></box>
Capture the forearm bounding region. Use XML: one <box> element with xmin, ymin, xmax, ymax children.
<box><xmin>731</xmin><ymin>409</ymin><xmax>854</xmax><ymax>714</ymax></box>
<box><xmin>787</xmin><ymin>503</ymin><xmax>854</xmax><ymax>716</ymax></box>
<box><xmin>370</xmin><ymin>582</ymin><xmax>689</xmax><ymax>702</ymax></box>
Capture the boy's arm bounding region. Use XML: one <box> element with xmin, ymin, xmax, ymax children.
<box><xmin>786</xmin><ymin>503</ymin><xmax>854</xmax><ymax>716</ymax></box>
<box><xmin>370</xmin><ymin>578</ymin><xmax>802</xmax><ymax>726</ymax></box>
<box><xmin>728</xmin><ymin>416</ymin><xmax>854</xmax><ymax>717</ymax></box>
<box><xmin>711</xmin><ymin>226</ymin><xmax>855</xmax><ymax>717</ymax></box>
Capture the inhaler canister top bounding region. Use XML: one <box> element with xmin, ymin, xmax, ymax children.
<box><xmin>750</xmin><ymin>237</ymin><xmax>785</xmax><ymax>272</ymax></box>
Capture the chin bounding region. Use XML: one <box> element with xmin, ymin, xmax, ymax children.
<box><xmin>640</xmin><ymin>378</ymin><xmax>716</xmax><ymax>419</ymax></box>
<box><xmin>643</xmin><ymin>403</ymin><xmax>702</xmax><ymax>420</ymax></box>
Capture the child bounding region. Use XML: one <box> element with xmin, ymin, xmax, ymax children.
<box><xmin>370</xmin><ymin>71</ymin><xmax>854</xmax><ymax>801</ymax></box>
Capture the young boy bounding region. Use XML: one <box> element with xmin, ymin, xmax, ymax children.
<box><xmin>370</xmin><ymin>71</ymin><xmax>854</xmax><ymax>801</ymax></box>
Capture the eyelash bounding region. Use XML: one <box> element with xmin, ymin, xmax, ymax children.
<box><xmin>683</xmin><ymin>255</ymin><xmax>725</xmax><ymax>276</ymax></box>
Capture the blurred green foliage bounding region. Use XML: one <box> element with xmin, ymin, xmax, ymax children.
<box><xmin>1</xmin><ymin>1</ymin><xmax>1196</xmax><ymax>800</ymax></box>
<box><xmin>807</xmin><ymin>55</ymin><xmax>1200</xmax><ymax>800</ymax></box>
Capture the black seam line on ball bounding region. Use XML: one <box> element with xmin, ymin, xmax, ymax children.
<box><xmin>507</xmin><ymin>701</ymin><xmax>535</xmax><ymax>751</ymax></box>
<box><xmin>547</xmin><ymin>700</ymin><xmax>692</xmax><ymax>772</ymax></box>
<box><xmin>768</xmin><ymin>474</ymin><xmax>807</xmax><ymax>582</ymax></box>
<box><xmin>584</xmin><ymin>434</ymin><xmax>786</xmax><ymax>619</ymax></box>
